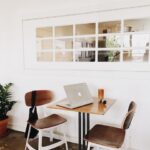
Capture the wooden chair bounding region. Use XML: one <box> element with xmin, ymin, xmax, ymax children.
<box><xmin>24</xmin><ymin>90</ymin><xmax>68</xmax><ymax>150</ymax></box>
<box><xmin>128</xmin><ymin>101</ymin><xmax>136</xmax><ymax>112</ymax></box>
<box><xmin>84</xmin><ymin>101</ymin><xmax>136</xmax><ymax>150</ymax></box>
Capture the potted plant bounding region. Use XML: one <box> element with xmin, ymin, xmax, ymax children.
<box><xmin>0</xmin><ymin>83</ymin><xmax>16</xmax><ymax>137</ymax></box>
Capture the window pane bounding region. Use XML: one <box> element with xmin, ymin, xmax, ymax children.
<box><xmin>123</xmin><ymin>49</ymin><xmax>149</xmax><ymax>62</ymax></box>
<box><xmin>98</xmin><ymin>51</ymin><xmax>120</xmax><ymax>62</ymax></box>
<box><xmin>37</xmin><ymin>39</ymin><xmax>53</xmax><ymax>50</ymax></box>
<box><xmin>98</xmin><ymin>35</ymin><xmax>121</xmax><ymax>48</ymax></box>
<box><xmin>123</xmin><ymin>34</ymin><xmax>149</xmax><ymax>47</ymax></box>
<box><xmin>99</xmin><ymin>21</ymin><xmax>121</xmax><ymax>34</ymax></box>
<box><xmin>55</xmin><ymin>51</ymin><xmax>73</xmax><ymax>62</ymax></box>
<box><xmin>55</xmin><ymin>39</ymin><xmax>73</xmax><ymax>49</ymax></box>
<box><xmin>124</xmin><ymin>18</ymin><xmax>150</xmax><ymax>32</ymax></box>
<box><xmin>75</xmin><ymin>51</ymin><xmax>95</xmax><ymax>62</ymax></box>
<box><xmin>36</xmin><ymin>27</ymin><xmax>53</xmax><ymax>37</ymax></box>
<box><xmin>55</xmin><ymin>25</ymin><xmax>73</xmax><ymax>37</ymax></box>
<box><xmin>37</xmin><ymin>52</ymin><xmax>53</xmax><ymax>62</ymax></box>
<box><xmin>76</xmin><ymin>23</ymin><xmax>95</xmax><ymax>35</ymax></box>
<box><xmin>75</xmin><ymin>37</ymin><xmax>95</xmax><ymax>48</ymax></box>
<box><xmin>36</xmin><ymin>27</ymin><xmax>53</xmax><ymax>51</ymax></box>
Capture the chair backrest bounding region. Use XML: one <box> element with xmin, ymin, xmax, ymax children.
<box><xmin>128</xmin><ymin>101</ymin><xmax>136</xmax><ymax>112</ymax></box>
<box><xmin>122</xmin><ymin>101</ymin><xmax>136</xmax><ymax>130</ymax></box>
<box><xmin>25</xmin><ymin>90</ymin><xmax>53</xmax><ymax>106</ymax></box>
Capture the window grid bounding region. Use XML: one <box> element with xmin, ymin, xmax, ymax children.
<box><xmin>95</xmin><ymin>22</ymin><xmax>98</xmax><ymax>62</ymax></box>
<box><xmin>53</xmin><ymin>26</ymin><xmax>55</xmax><ymax>62</ymax></box>
<box><xmin>120</xmin><ymin>19</ymin><xmax>124</xmax><ymax>62</ymax></box>
<box><xmin>36</xmin><ymin>19</ymin><xmax>150</xmax><ymax>63</ymax></box>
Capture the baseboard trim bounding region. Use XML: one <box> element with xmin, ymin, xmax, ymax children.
<box><xmin>8</xmin><ymin>123</ymin><xmax>78</xmax><ymax>143</ymax></box>
<box><xmin>8</xmin><ymin>123</ymin><xmax>26</xmax><ymax>132</ymax></box>
<box><xmin>8</xmin><ymin>123</ymin><xmax>141</xmax><ymax>150</ymax></box>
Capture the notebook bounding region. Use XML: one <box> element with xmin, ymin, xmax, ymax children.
<box><xmin>57</xmin><ymin>83</ymin><xmax>94</xmax><ymax>109</ymax></box>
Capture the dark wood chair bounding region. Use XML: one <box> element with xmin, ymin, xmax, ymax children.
<box><xmin>24</xmin><ymin>90</ymin><xmax>68</xmax><ymax>150</ymax></box>
<box><xmin>128</xmin><ymin>101</ymin><xmax>136</xmax><ymax>112</ymax></box>
<box><xmin>84</xmin><ymin>101</ymin><xmax>136</xmax><ymax>150</ymax></box>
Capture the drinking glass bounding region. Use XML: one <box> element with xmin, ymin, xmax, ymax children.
<box><xmin>98</xmin><ymin>89</ymin><xmax>104</xmax><ymax>100</ymax></box>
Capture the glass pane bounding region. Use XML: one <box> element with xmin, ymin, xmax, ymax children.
<box><xmin>55</xmin><ymin>51</ymin><xmax>73</xmax><ymax>62</ymax></box>
<box><xmin>75</xmin><ymin>37</ymin><xmax>95</xmax><ymax>48</ymax></box>
<box><xmin>98</xmin><ymin>35</ymin><xmax>121</xmax><ymax>48</ymax></box>
<box><xmin>37</xmin><ymin>52</ymin><xmax>53</xmax><ymax>62</ymax></box>
<box><xmin>124</xmin><ymin>18</ymin><xmax>150</xmax><ymax>32</ymax></box>
<box><xmin>55</xmin><ymin>25</ymin><xmax>73</xmax><ymax>37</ymax></box>
<box><xmin>55</xmin><ymin>39</ymin><xmax>73</xmax><ymax>49</ymax></box>
<box><xmin>37</xmin><ymin>39</ymin><xmax>53</xmax><ymax>50</ymax></box>
<box><xmin>99</xmin><ymin>21</ymin><xmax>121</xmax><ymax>34</ymax></box>
<box><xmin>75</xmin><ymin>51</ymin><xmax>95</xmax><ymax>62</ymax></box>
<box><xmin>123</xmin><ymin>34</ymin><xmax>149</xmax><ymax>47</ymax></box>
<box><xmin>123</xmin><ymin>49</ymin><xmax>149</xmax><ymax>62</ymax></box>
<box><xmin>36</xmin><ymin>27</ymin><xmax>53</xmax><ymax>37</ymax></box>
<box><xmin>98</xmin><ymin>51</ymin><xmax>120</xmax><ymax>62</ymax></box>
<box><xmin>76</xmin><ymin>23</ymin><xmax>95</xmax><ymax>35</ymax></box>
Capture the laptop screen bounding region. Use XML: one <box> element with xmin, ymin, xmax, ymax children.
<box><xmin>64</xmin><ymin>83</ymin><xmax>92</xmax><ymax>103</ymax></box>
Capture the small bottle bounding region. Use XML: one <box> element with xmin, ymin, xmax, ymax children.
<box><xmin>98</xmin><ymin>89</ymin><xmax>104</xmax><ymax>103</ymax></box>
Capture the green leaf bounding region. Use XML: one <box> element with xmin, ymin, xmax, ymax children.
<box><xmin>0</xmin><ymin>83</ymin><xmax>16</xmax><ymax>120</ymax></box>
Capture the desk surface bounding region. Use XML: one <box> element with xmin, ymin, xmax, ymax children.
<box><xmin>48</xmin><ymin>98</ymin><xmax>115</xmax><ymax>115</ymax></box>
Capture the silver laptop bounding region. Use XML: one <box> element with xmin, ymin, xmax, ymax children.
<box><xmin>57</xmin><ymin>83</ymin><xmax>94</xmax><ymax>109</ymax></box>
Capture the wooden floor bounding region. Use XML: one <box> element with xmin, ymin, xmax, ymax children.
<box><xmin>0</xmin><ymin>130</ymin><xmax>78</xmax><ymax>150</ymax></box>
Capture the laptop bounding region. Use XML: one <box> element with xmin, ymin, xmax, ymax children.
<box><xmin>57</xmin><ymin>83</ymin><xmax>94</xmax><ymax>109</ymax></box>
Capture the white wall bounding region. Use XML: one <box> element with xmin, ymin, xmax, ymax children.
<box><xmin>1</xmin><ymin>0</ymin><xmax>150</xmax><ymax>150</ymax></box>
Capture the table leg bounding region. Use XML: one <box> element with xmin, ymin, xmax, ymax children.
<box><xmin>87</xmin><ymin>113</ymin><xmax>90</xmax><ymax>132</ymax></box>
<box><xmin>78</xmin><ymin>112</ymin><xmax>82</xmax><ymax>150</ymax></box>
<box><xmin>78</xmin><ymin>112</ymin><xmax>90</xmax><ymax>150</ymax></box>
<box><xmin>86</xmin><ymin>113</ymin><xmax>90</xmax><ymax>148</ymax></box>
<box><xmin>83</xmin><ymin>113</ymin><xmax>86</xmax><ymax>150</ymax></box>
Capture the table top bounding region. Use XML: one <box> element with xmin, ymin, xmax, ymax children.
<box><xmin>47</xmin><ymin>97</ymin><xmax>115</xmax><ymax>115</ymax></box>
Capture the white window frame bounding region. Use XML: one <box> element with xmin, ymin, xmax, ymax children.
<box><xmin>23</xmin><ymin>6</ymin><xmax>150</xmax><ymax>71</ymax></box>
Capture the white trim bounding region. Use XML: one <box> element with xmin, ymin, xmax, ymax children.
<box><xmin>23</xmin><ymin>5</ymin><xmax>150</xmax><ymax>71</ymax></box>
<box><xmin>8</xmin><ymin>122</ymin><xmax>78</xmax><ymax>144</ymax></box>
<box><xmin>8</xmin><ymin>123</ymin><xmax>26</xmax><ymax>132</ymax></box>
<box><xmin>22</xmin><ymin>4</ymin><xmax>150</xmax><ymax>21</ymax></box>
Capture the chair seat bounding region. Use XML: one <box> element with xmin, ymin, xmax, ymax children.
<box><xmin>85</xmin><ymin>124</ymin><xmax>125</xmax><ymax>148</ymax></box>
<box><xmin>29</xmin><ymin>114</ymin><xmax>67</xmax><ymax>129</ymax></box>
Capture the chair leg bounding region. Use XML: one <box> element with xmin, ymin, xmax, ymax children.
<box><xmin>49</xmin><ymin>129</ymin><xmax>54</xmax><ymax>142</ymax></box>
<box><xmin>122</xmin><ymin>130</ymin><xmax>131</xmax><ymax>150</ymax></box>
<box><xmin>25</xmin><ymin>125</ymin><xmax>31</xmax><ymax>150</ymax></box>
<box><xmin>63</xmin><ymin>132</ymin><xmax>68</xmax><ymax>150</ymax></box>
<box><xmin>38</xmin><ymin>130</ymin><xmax>42</xmax><ymax>150</ymax></box>
<box><xmin>87</xmin><ymin>142</ymin><xmax>91</xmax><ymax>150</ymax></box>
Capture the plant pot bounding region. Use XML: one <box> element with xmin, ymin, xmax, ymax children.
<box><xmin>0</xmin><ymin>118</ymin><xmax>9</xmax><ymax>138</ymax></box>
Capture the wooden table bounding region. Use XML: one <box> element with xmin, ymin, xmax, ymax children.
<box><xmin>48</xmin><ymin>97</ymin><xmax>115</xmax><ymax>150</ymax></box>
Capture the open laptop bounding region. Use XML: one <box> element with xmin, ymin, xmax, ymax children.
<box><xmin>57</xmin><ymin>83</ymin><xmax>94</xmax><ymax>109</ymax></box>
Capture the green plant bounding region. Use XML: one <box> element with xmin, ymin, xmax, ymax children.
<box><xmin>0</xmin><ymin>83</ymin><xmax>16</xmax><ymax>120</ymax></box>
<box><xmin>106</xmin><ymin>36</ymin><xmax>120</xmax><ymax>48</ymax></box>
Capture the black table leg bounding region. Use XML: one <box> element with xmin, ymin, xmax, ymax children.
<box><xmin>87</xmin><ymin>113</ymin><xmax>90</xmax><ymax>132</ymax></box>
<box><xmin>78</xmin><ymin>112</ymin><xmax>82</xmax><ymax>150</ymax></box>
<box><xmin>86</xmin><ymin>113</ymin><xmax>90</xmax><ymax>147</ymax></box>
<box><xmin>78</xmin><ymin>112</ymin><xmax>90</xmax><ymax>150</ymax></box>
<box><xmin>83</xmin><ymin>113</ymin><xmax>86</xmax><ymax>150</ymax></box>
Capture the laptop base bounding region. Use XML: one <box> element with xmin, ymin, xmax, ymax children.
<box><xmin>57</xmin><ymin>98</ymin><xmax>93</xmax><ymax>109</ymax></box>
